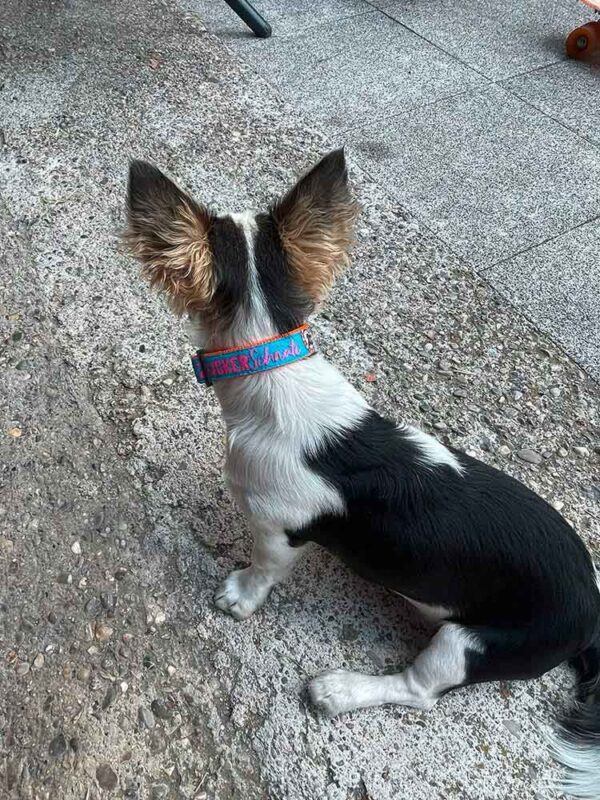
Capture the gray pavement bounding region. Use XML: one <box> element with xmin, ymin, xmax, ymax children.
<box><xmin>192</xmin><ymin>0</ymin><xmax>600</xmax><ymax>381</ymax></box>
<box><xmin>1</xmin><ymin>1</ymin><xmax>599</xmax><ymax>799</ymax></box>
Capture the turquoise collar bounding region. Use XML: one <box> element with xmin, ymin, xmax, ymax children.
<box><xmin>191</xmin><ymin>324</ymin><xmax>316</xmax><ymax>386</ymax></box>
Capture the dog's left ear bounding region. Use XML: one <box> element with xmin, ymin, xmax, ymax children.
<box><xmin>123</xmin><ymin>161</ymin><xmax>215</xmax><ymax>315</ymax></box>
<box><xmin>272</xmin><ymin>149</ymin><xmax>359</xmax><ymax>302</ymax></box>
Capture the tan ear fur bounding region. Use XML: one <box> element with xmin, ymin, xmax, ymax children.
<box><xmin>124</xmin><ymin>161</ymin><xmax>214</xmax><ymax>315</ymax></box>
<box><xmin>273</xmin><ymin>149</ymin><xmax>359</xmax><ymax>302</ymax></box>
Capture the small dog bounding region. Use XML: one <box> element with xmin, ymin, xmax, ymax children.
<box><xmin>124</xmin><ymin>150</ymin><xmax>600</xmax><ymax>798</ymax></box>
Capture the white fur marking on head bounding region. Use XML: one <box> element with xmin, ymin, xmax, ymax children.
<box><xmin>228</xmin><ymin>211</ymin><xmax>274</xmax><ymax>345</ymax></box>
<box><xmin>403</xmin><ymin>425</ymin><xmax>464</xmax><ymax>475</ymax></box>
<box><xmin>186</xmin><ymin>210</ymin><xmax>273</xmax><ymax>350</ymax></box>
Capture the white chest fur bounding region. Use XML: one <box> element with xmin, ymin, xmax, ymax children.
<box><xmin>216</xmin><ymin>354</ymin><xmax>369</xmax><ymax>530</ymax></box>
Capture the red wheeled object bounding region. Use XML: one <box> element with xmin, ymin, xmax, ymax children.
<box><xmin>566</xmin><ymin>19</ymin><xmax>600</xmax><ymax>62</ymax></box>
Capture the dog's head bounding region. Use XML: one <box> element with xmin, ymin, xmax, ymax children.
<box><xmin>123</xmin><ymin>150</ymin><xmax>358</xmax><ymax>348</ymax></box>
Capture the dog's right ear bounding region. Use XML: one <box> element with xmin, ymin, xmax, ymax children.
<box><xmin>124</xmin><ymin>161</ymin><xmax>214</xmax><ymax>314</ymax></box>
<box><xmin>272</xmin><ymin>149</ymin><xmax>359</xmax><ymax>303</ymax></box>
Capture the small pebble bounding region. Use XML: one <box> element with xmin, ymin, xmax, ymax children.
<box><xmin>498</xmin><ymin>445</ymin><xmax>511</xmax><ymax>457</ymax></box>
<box><xmin>558</xmin><ymin>447</ymin><xmax>568</xmax><ymax>457</ymax></box>
<box><xmin>433</xmin><ymin>421</ymin><xmax>447</xmax><ymax>431</ymax></box>
<box><xmin>138</xmin><ymin>706</ymin><xmax>155</xmax><ymax>730</ymax></box>
<box><xmin>516</xmin><ymin>449</ymin><xmax>542</xmax><ymax>465</ymax></box>
<box><xmin>101</xmin><ymin>592</ymin><xmax>117</xmax><ymax>616</ymax></box>
<box><xmin>552</xmin><ymin>500</ymin><xmax>564</xmax><ymax>512</ymax></box>
<box><xmin>71</xmin><ymin>541</ymin><xmax>82</xmax><ymax>555</ymax></box>
<box><xmin>95</xmin><ymin>622</ymin><xmax>114</xmax><ymax>642</ymax></box>
<box><xmin>96</xmin><ymin>764</ymin><xmax>118</xmax><ymax>791</ymax></box>
<box><xmin>503</xmin><ymin>719</ymin><xmax>522</xmax><ymax>736</ymax></box>
<box><xmin>15</xmin><ymin>661</ymin><xmax>30</xmax><ymax>676</ymax></box>
<box><xmin>102</xmin><ymin>685</ymin><xmax>118</xmax><ymax>710</ymax></box>
<box><xmin>151</xmin><ymin>698</ymin><xmax>174</xmax><ymax>720</ymax></box>
<box><xmin>573</xmin><ymin>446</ymin><xmax>590</xmax><ymax>458</ymax></box>
<box><xmin>77</xmin><ymin>665</ymin><xmax>91</xmax><ymax>682</ymax></box>
<box><xmin>85</xmin><ymin>597</ymin><xmax>102</xmax><ymax>616</ymax></box>
<box><xmin>549</xmin><ymin>387</ymin><xmax>561</xmax><ymax>399</ymax></box>
<box><xmin>32</xmin><ymin>653</ymin><xmax>44</xmax><ymax>669</ymax></box>
<box><xmin>167</xmin><ymin>665</ymin><xmax>176</xmax><ymax>678</ymax></box>
<box><xmin>49</xmin><ymin>733</ymin><xmax>67</xmax><ymax>758</ymax></box>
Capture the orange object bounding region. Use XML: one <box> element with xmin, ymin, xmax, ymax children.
<box><xmin>566</xmin><ymin>1</ymin><xmax>600</xmax><ymax>62</ymax></box>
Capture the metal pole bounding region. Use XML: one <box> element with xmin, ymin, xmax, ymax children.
<box><xmin>223</xmin><ymin>0</ymin><xmax>272</xmax><ymax>38</ymax></box>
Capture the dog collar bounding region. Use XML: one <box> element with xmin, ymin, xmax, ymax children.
<box><xmin>191</xmin><ymin>324</ymin><xmax>316</xmax><ymax>386</ymax></box>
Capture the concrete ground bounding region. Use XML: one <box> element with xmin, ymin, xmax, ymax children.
<box><xmin>194</xmin><ymin>0</ymin><xmax>600</xmax><ymax>382</ymax></box>
<box><xmin>0</xmin><ymin>1</ymin><xmax>599</xmax><ymax>800</ymax></box>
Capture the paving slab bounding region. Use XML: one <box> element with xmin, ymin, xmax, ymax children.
<box><xmin>220</xmin><ymin>11</ymin><xmax>485</xmax><ymax>131</ymax></box>
<box><xmin>485</xmin><ymin>219</ymin><xmax>600</xmax><ymax>381</ymax></box>
<box><xmin>1</xmin><ymin>0</ymin><xmax>600</xmax><ymax>799</ymax></box>
<box><xmin>346</xmin><ymin>84</ymin><xmax>600</xmax><ymax>266</ymax></box>
<box><xmin>502</xmin><ymin>59</ymin><xmax>600</xmax><ymax>147</ymax></box>
<box><xmin>373</xmin><ymin>0</ymin><xmax>589</xmax><ymax>80</ymax></box>
<box><xmin>189</xmin><ymin>0</ymin><xmax>372</xmax><ymax>38</ymax></box>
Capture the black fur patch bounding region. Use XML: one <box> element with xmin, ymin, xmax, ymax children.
<box><xmin>253</xmin><ymin>213</ymin><xmax>313</xmax><ymax>333</ymax></box>
<box><xmin>208</xmin><ymin>216</ymin><xmax>250</xmax><ymax>329</ymax></box>
<box><xmin>293</xmin><ymin>410</ymin><xmax>600</xmax><ymax>683</ymax></box>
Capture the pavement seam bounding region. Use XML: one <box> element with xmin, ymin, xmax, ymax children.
<box><xmin>481</xmin><ymin>214</ymin><xmax>600</xmax><ymax>273</ymax></box>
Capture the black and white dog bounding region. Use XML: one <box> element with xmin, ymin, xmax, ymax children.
<box><xmin>124</xmin><ymin>150</ymin><xmax>600</xmax><ymax>798</ymax></box>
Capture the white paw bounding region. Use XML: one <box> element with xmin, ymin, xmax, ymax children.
<box><xmin>309</xmin><ymin>670</ymin><xmax>372</xmax><ymax>717</ymax></box>
<box><xmin>214</xmin><ymin>567</ymin><xmax>271</xmax><ymax>620</ymax></box>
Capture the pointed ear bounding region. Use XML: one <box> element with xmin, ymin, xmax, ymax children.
<box><xmin>123</xmin><ymin>161</ymin><xmax>214</xmax><ymax>314</ymax></box>
<box><xmin>272</xmin><ymin>149</ymin><xmax>359</xmax><ymax>302</ymax></box>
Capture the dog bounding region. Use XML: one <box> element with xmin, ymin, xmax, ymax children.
<box><xmin>124</xmin><ymin>150</ymin><xmax>600</xmax><ymax>798</ymax></box>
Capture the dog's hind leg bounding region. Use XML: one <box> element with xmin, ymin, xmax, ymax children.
<box><xmin>310</xmin><ymin>620</ymin><xmax>575</xmax><ymax>717</ymax></box>
<box><xmin>309</xmin><ymin>623</ymin><xmax>482</xmax><ymax>716</ymax></box>
<box><xmin>215</xmin><ymin>518</ymin><xmax>307</xmax><ymax>620</ymax></box>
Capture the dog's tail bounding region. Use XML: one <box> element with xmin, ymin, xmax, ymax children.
<box><xmin>550</xmin><ymin>632</ymin><xmax>600</xmax><ymax>799</ymax></box>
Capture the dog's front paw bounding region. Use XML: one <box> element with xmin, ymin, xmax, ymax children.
<box><xmin>214</xmin><ymin>568</ymin><xmax>271</xmax><ymax>620</ymax></box>
<box><xmin>309</xmin><ymin>670</ymin><xmax>374</xmax><ymax>717</ymax></box>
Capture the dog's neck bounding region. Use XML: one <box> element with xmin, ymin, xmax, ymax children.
<box><xmin>187</xmin><ymin>313</ymin><xmax>369</xmax><ymax>443</ymax></box>
<box><xmin>212</xmin><ymin>352</ymin><xmax>370</xmax><ymax>446</ymax></box>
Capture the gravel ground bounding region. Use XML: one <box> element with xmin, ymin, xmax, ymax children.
<box><xmin>1</xmin><ymin>1</ymin><xmax>599</xmax><ymax>799</ymax></box>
